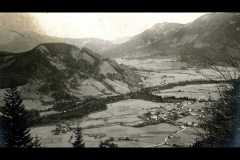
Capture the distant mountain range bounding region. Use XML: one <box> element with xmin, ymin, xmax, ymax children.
<box><xmin>0</xmin><ymin>12</ymin><xmax>240</xmax><ymax>110</ymax></box>
<box><xmin>102</xmin><ymin>13</ymin><xmax>240</xmax><ymax>65</ymax></box>
<box><xmin>4</xmin><ymin>13</ymin><xmax>240</xmax><ymax>65</ymax></box>
<box><xmin>103</xmin><ymin>22</ymin><xmax>184</xmax><ymax>58</ymax></box>
<box><xmin>2</xmin><ymin>13</ymin><xmax>240</xmax><ymax>64</ymax></box>
<box><xmin>112</xmin><ymin>36</ymin><xmax>131</xmax><ymax>44</ymax></box>
<box><xmin>0</xmin><ymin>27</ymin><xmax>116</xmax><ymax>54</ymax></box>
<box><xmin>0</xmin><ymin>13</ymin><xmax>116</xmax><ymax>54</ymax></box>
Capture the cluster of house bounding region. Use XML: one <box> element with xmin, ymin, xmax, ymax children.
<box><xmin>142</xmin><ymin>105</ymin><xmax>190</xmax><ymax>122</ymax></box>
<box><xmin>52</xmin><ymin>123</ymin><xmax>72</xmax><ymax>135</ymax></box>
<box><xmin>140</xmin><ymin>102</ymin><xmax>205</xmax><ymax>128</ymax></box>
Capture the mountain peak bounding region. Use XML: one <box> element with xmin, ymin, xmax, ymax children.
<box><xmin>149</xmin><ymin>22</ymin><xmax>184</xmax><ymax>32</ymax></box>
<box><xmin>102</xmin><ymin>13</ymin><xmax>240</xmax><ymax>60</ymax></box>
<box><xmin>151</xmin><ymin>22</ymin><xmax>183</xmax><ymax>28</ymax></box>
<box><xmin>190</xmin><ymin>13</ymin><xmax>238</xmax><ymax>27</ymax></box>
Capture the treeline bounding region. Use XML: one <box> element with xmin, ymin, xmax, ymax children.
<box><xmin>142</xmin><ymin>79</ymin><xmax>229</xmax><ymax>93</ymax></box>
<box><xmin>7</xmin><ymin>79</ymin><xmax>222</xmax><ymax>128</ymax></box>
<box><xmin>192</xmin><ymin>82</ymin><xmax>237</xmax><ymax>147</ymax></box>
<box><xmin>33</xmin><ymin>78</ymin><xmax>227</xmax><ymax>127</ymax></box>
<box><xmin>0</xmin><ymin>88</ymin><xmax>118</xmax><ymax>148</ymax></box>
<box><xmin>0</xmin><ymin>88</ymin><xmax>41</xmax><ymax>148</ymax></box>
<box><xmin>103</xmin><ymin>90</ymin><xmax>197</xmax><ymax>104</ymax></box>
<box><xmin>32</xmin><ymin>98</ymin><xmax>107</xmax><ymax>126</ymax></box>
<box><xmin>191</xmin><ymin>49</ymin><xmax>240</xmax><ymax>147</ymax></box>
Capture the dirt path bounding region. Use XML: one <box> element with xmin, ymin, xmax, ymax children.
<box><xmin>143</xmin><ymin>126</ymin><xmax>187</xmax><ymax>148</ymax></box>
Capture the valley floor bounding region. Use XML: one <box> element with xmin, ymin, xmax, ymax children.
<box><xmin>31</xmin><ymin>58</ymin><xmax>228</xmax><ymax>147</ymax></box>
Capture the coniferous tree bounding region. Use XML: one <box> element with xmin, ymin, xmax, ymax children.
<box><xmin>72</xmin><ymin>125</ymin><xmax>85</xmax><ymax>148</ymax></box>
<box><xmin>32</xmin><ymin>136</ymin><xmax>41</xmax><ymax>148</ymax></box>
<box><xmin>1</xmin><ymin>88</ymin><xmax>34</xmax><ymax>148</ymax></box>
<box><xmin>52</xmin><ymin>124</ymin><xmax>62</xmax><ymax>135</ymax></box>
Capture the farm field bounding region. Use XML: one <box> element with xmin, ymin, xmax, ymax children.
<box><xmin>31</xmin><ymin>57</ymin><xmax>225</xmax><ymax>147</ymax></box>
<box><xmin>32</xmin><ymin>99</ymin><xmax>206</xmax><ymax>147</ymax></box>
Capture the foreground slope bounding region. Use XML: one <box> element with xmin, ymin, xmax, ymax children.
<box><xmin>0</xmin><ymin>43</ymin><xmax>141</xmax><ymax>110</ymax></box>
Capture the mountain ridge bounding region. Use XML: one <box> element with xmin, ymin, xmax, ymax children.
<box><xmin>102</xmin><ymin>13</ymin><xmax>240</xmax><ymax>65</ymax></box>
<box><xmin>0</xmin><ymin>43</ymin><xmax>141</xmax><ymax>111</ymax></box>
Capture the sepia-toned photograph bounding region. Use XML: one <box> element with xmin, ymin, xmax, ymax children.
<box><xmin>0</xmin><ymin>12</ymin><xmax>239</xmax><ymax>148</ymax></box>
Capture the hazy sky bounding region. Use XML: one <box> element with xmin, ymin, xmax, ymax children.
<box><xmin>32</xmin><ymin>13</ymin><xmax>207</xmax><ymax>41</ymax></box>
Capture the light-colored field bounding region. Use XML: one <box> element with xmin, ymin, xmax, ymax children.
<box><xmin>31</xmin><ymin>58</ymin><xmax>228</xmax><ymax>147</ymax></box>
<box><xmin>32</xmin><ymin>99</ymin><xmax>207</xmax><ymax>147</ymax></box>
<box><xmin>116</xmin><ymin>58</ymin><xmax>231</xmax><ymax>87</ymax></box>
<box><xmin>137</xmin><ymin>70</ymin><xmax>204</xmax><ymax>87</ymax></box>
<box><xmin>152</xmin><ymin>83</ymin><xmax>224</xmax><ymax>101</ymax></box>
<box><xmin>116</xmin><ymin>58</ymin><xmax>187</xmax><ymax>71</ymax></box>
<box><xmin>82</xmin><ymin>99</ymin><xmax>175</xmax><ymax>127</ymax></box>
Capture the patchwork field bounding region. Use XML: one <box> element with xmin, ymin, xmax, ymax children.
<box><xmin>31</xmin><ymin>57</ymin><xmax>226</xmax><ymax>147</ymax></box>
<box><xmin>116</xmin><ymin>58</ymin><xmax>230</xmax><ymax>87</ymax></box>
<box><xmin>32</xmin><ymin>99</ymin><xmax>206</xmax><ymax>147</ymax></box>
<box><xmin>152</xmin><ymin>83</ymin><xmax>223</xmax><ymax>101</ymax></box>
